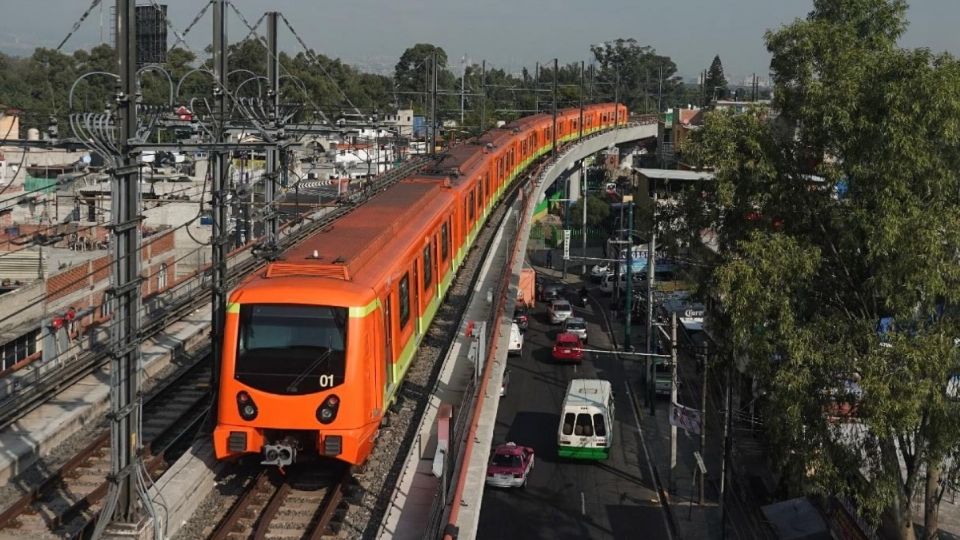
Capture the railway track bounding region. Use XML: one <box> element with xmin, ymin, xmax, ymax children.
<box><xmin>0</xmin><ymin>353</ymin><xmax>212</xmax><ymax>539</ymax></box>
<box><xmin>0</xmin><ymin>157</ymin><xmax>428</xmax><ymax>431</ymax></box>
<box><xmin>210</xmin><ymin>464</ymin><xmax>350</xmax><ymax>540</ymax></box>
<box><xmin>192</xmin><ymin>172</ymin><xmax>533</xmax><ymax>540</ymax></box>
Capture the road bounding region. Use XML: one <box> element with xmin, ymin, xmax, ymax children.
<box><xmin>476</xmin><ymin>275</ymin><xmax>670</xmax><ymax>540</ymax></box>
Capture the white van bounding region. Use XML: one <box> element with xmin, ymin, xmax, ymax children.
<box><xmin>557</xmin><ymin>379</ymin><xmax>615</xmax><ymax>460</ymax></box>
<box><xmin>599</xmin><ymin>271</ymin><xmax>643</xmax><ymax>295</ymax></box>
<box><xmin>508</xmin><ymin>322</ymin><xmax>523</xmax><ymax>355</ymax></box>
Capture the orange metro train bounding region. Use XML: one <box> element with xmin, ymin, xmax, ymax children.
<box><xmin>213</xmin><ymin>103</ymin><xmax>628</xmax><ymax>466</ymax></box>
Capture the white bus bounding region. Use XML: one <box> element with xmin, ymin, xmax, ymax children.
<box><xmin>557</xmin><ymin>379</ymin><xmax>615</xmax><ymax>460</ymax></box>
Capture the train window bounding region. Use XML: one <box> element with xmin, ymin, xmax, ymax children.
<box><xmin>441</xmin><ymin>222</ymin><xmax>449</xmax><ymax>260</ymax></box>
<box><xmin>562</xmin><ymin>413</ymin><xmax>575</xmax><ymax>436</ymax></box>
<box><xmin>423</xmin><ymin>245</ymin><xmax>432</xmax><ymax>288</ymax></box>
<box><xmin>484</xmin><ymin>175</ymin><xmax>489</xmax><ymax>198</ymax></box>
<box><xmin>399</xmin><ymin>273</ymin><xmax>410</xmax><ymax>329</ymax></box>
<box><xmin>235</xmin><ymin>304</ymin><xmax>348</xmax><ymax>394</ymax></box>
<box><xmin>468</xmin><ymin>192</ymin><xmax>475</xmax><ymax>222</ymax></box>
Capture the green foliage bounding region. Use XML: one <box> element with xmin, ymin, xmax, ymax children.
<box><xmin>590</xmin><ymin>38</ymin><xmax>683</xmax><ymax>112</ymax></box>
<box><xmin>680</xmin><ymin>0</ymin><xmax>960</xmax><ymax>536</ymax></box>
<box><xmin>2</xmin><ymin>37</ymin><xmax>686</xmax><ymax>137</ymax></box>
<box><xmin>705</xmin><ymin>54</ymin><xmax>728</xmax><ymax>102</ymax></box>
<box><xmin>569</xmin><ymin>195</ymin><xmax>611</xmax><ymax>228</ymax></box>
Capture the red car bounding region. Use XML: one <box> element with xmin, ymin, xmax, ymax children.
<box><xmin>485</xmin><ymin>442</ymin><xmax>535</xmax><ymax>488</ymax></box>
<box><xmin>552</xmin><ymin>332</ymin><xmax>584</xmax><ymax>363</ymax></box>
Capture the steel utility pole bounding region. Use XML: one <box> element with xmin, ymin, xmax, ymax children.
<box><xmin>534</xmin><ymin>61</ymin><xmax>539</xmax><ymax>114</ymax></box>
<box><xmin>699</xmin><ymin>342</ymin><xmax>708</xmax><ymax>505</ymax></box>
<box><xmin>589</xmin><ymin>63</ymin><xmax>596</xmax><ymax>103</ymax></box>
<box><xmin>96</xmin><ymin>0</ymin><xmax>146</xmax><ymax>535</ymax></box>
<box><xmin>460</xmin><ymin>55</ymin><xmax>465</xmax><ymax>127</ymax></box>
<box><xmin>646</xmin><ymin>189</ymin><xmax>658</xmax><ymax>414</ymax></box>
<box><xmin>657</xmin><ymin>64</ymin><xmax>664</xmax><ymax>113</ymax></box>
<box><xmin>580</xmin><ymin>161</ymin><xmax>587</xmax><ymax>274</ymax></box>
<box><xmin>614</xmin><ymin>69</ymin><xmax>620</xmax><ymax>127</ymax></box>
<box><xmin>562</xmin><ymin>171</ymin><xmax>569</xmax><ymax>279</ymax></box>
<box><xmin>720</xmin><ymin>360</ymin><xmax>734</xmax><ymax>540</ymax></box>
<box><xmin>669</xmin><ymin>312</ymin><xmax>678</xmax><ymax>492</ymax></box>
<box><xmin>264</xmin><ymin>11</ymin><xmax>280</xmax><ymax>244</ymax></box>
<box><xmin>552</xmin><ymin>58</ymin><xmax>558</xmax><ymax>157</ymax></box>
<box><xmin>578</xmin><ymin>60</ymin><xmax>584</xmax><ymax>141</ymax></box>
<box><xmin>480</xmin><ymin>60</ymin><xmax>486</xmax><ymax>133</ymax></box>
<box><xmin>430</xmin><ymin>52</ymin><xmax>438</xmax><ymax>156</ymax></box>
<box><xmin>624</xmin><ymin>196</ymin><xmax>634</xmax><ymax>350</ymax></box>
<box><xmin>211</xmin><ymin>0</ymin><xmax>229</xmax><ymax>392</ymax></box>
<box><xmin>645</xmin><ymin>69</ymin><xmax>650</xmax><ymax>113</ymax></box>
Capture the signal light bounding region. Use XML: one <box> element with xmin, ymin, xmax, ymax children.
<box><xmin>237</xmin><ymin>391</ymin><xmax>258</xmax><ymax>420</ymax></box>
<box><xmin>316</xmin><ymin>394</ymin><xmax>340</xmax><ymax>425</ymax></box>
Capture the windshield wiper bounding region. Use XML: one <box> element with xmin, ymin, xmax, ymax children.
<box><xmin>285</xmin><ymin>349</ymin><xmax>333</xmax><ymax>393</ymax></box>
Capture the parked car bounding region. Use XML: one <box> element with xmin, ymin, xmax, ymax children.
<box><xmin>508</xmin><ymin>322</ymin><xmax>523</xmax><ymax>356</ymax></box>
<box><xmin>562</xmin><ymin>317</ymin><xmax>588</xmax><ymax>344</ymax></box>
<box><xmin>513</xmin><ymin>306</ymin><xmax>529</xmax><ymax>331</ymax></box>
<box><xmin>486</xmin><ymin>442</ymin><xmax>535</xmax><ymax>488</ymax></box>
<box><xmin>590</xmin><ymin>263</ymin><xmax>612</xmax><ymax>281</ymax></box>
<box><xmin>552</xmin><ymin>332</ymin><xmax>584</xmax><ymax>363</ymax></box>
<box><xmin>547</xmin><ymin>300</ymin><xmax>573</xmax><ymax>324</ymax></box>
<box><xmin>539</xmin><ymin>283</ymin><xmax>562</xmax><ymax>303</ymax></box>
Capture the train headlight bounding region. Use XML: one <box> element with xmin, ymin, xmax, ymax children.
<box><xmin>316</xmin><ymin>394</ymin><xmax>340</xmax><ymax>425</ymax></box>
<box><xmin>237</xmin><ymin>391</ymin><xmax>258</xmax><ymax>421</ymax></box>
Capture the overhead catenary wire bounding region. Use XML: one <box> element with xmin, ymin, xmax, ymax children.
<box><xmin>174</xmin><ymin>0</ymin><xmax>215</xmax><ymax>49</ymax></box>
<box><xmin>278</xmin><ymin>13</ymin><xmax>362</xmax><ymax>118</ymax></box>
<box><xmin>55</xmin><ymin>0</ymin><xmax>103</xmax><ymax>52</ymax></box>
<box><xmin>225</xmin><ymin>5</ymin><xmax>331</xmax><ymax>127</ymax></box>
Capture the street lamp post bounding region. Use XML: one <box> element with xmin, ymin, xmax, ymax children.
<box><xmin>581</xmin><ymin>161</ymin><xmax>587</xmax><ymax>275</ymax></box>
<box><xmin>562</xmin><ymin>170</ymin><xmax>569</xmax><ymax>279</ymax></box>
<box><xmin>646</xmin><ymin>188</ymin><xmax>658</xmax><ymax>414</ymax></box>
<box><xmin>623</xmin><ymin>196</ymin><xmax>634</xmax><ymax>351</ymax></box>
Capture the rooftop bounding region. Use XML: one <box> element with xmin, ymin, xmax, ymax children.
<box><xmin>633</xmin><ymin>168</ymin><xmax>714</xmax><ymax>182</ymax></box>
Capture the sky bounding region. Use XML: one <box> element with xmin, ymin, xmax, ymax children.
<box><xmin>0</xmin><ymin>0</ymin><xmax>958</xmax><ymax>84</ymax></box>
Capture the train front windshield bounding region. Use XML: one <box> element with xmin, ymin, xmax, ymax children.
<box><xmin>235</xmin><ymin>304</ymin><xmax>348</xmax><ymax>395</ymax></box>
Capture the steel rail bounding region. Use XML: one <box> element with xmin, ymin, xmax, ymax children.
<box><xmin>0</xmin><ymin>353</ymin><xmax>211</xmax><ymax>536</ymax></box>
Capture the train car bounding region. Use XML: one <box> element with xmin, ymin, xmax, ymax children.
<box><xmin>213</xmin><ymin>104</ymin><xmax>627</xmax><ymax>467</ymax></box>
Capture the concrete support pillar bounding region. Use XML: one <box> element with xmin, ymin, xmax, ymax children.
<box><xmin>567</xmin><ymin>167</ymin><xmax>582</xmax><ymax>204</ymax></box>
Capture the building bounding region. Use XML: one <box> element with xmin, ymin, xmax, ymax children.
<box><xmin>658</xmin><ymin>107</ymin><xmax>705</xmax><ymax>167</ymax></box>
<box><xmin>0</xmin><ymin>106</ymin><xmax>20</xmax><ymax>141</ymax></box>
<box><xmin>0</xmin><ymin>225</ymin><xmax>178</xmax><ymax>374</ymax></box>
<box><xmin>713</xmin><ymin>99</ymin><xmax>772</xmax><ymax>114</ymax></box>
<box><xmin>382</xmin><ymin>108</ymin><xmax>414</xmax><ymax>138</ymax></box>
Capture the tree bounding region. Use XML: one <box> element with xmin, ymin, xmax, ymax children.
<box><xmin>569</xmin><ymin>195</ymin><xmax>611</xmax><ymax>228</ymax></box>
<box><xmin>678</xmin><ymin>1</ymin><xmax>960</xmax><ymax>539</ymax></box>
<box><xmin>590</xmin><ymin>38</ymin><xmax>683</xmax><ymax>113</ymax></box>
<box><xmin>704</xmin><ymin>54</ymin><xmax>727</xmax><ymax>103</ymax></box>
<box><xmin>394</xmin><ymin>43</ymin><xmax>452</xmax><ymax>115</ymax></box>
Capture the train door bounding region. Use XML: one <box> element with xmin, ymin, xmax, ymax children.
<box><xmin>383</xmin><ymin>296</ymin><xmax>394</xmax><ymax>393</ymax></box>
<box><xmin>413</xmin><ymin>263</ymin><xmax>422</xmax><ymax>337</ymax></box>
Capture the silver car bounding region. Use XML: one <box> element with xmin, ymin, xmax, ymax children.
<box><xmin>548</xmin><ymin>300</ymin><xmax>573</xmax><ymax>324</ymax></box>
<box><xmin>562</xmin><ymin>316</ymin><xmax>588</xmax><ymax>344</ymax></box>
